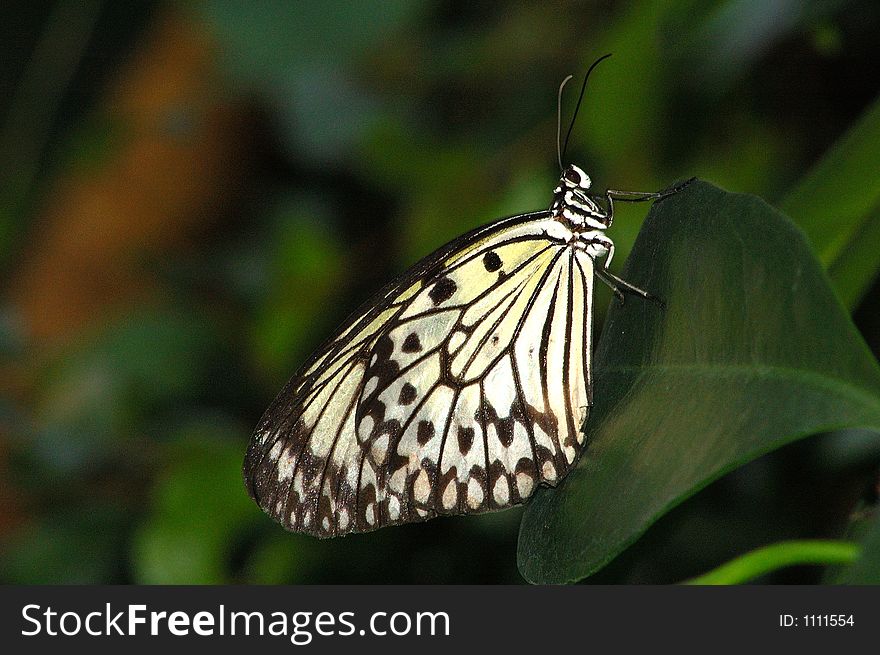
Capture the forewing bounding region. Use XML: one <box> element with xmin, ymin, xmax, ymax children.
<box><xmin>244</xmin><ymin>212</ymin><xmax>594</xmax><ymax>537</ymax></box>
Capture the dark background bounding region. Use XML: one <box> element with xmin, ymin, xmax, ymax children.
<box><xmin>1</xmin><ymin>0</ymin><xmax>879</xmax><ymax>583</ymax></box>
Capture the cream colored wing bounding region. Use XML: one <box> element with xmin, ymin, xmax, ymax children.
<box><xmin>244</xmin><ymin>212</ymin><xmax>593</xmax><ymax>537</ymax></box>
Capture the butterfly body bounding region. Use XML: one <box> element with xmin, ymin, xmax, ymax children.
<box><xmin>241</xmin><ymin>159</ymin><xmax>691</xmax><ymax>539</ymax></box>
<box><xmin>243</xmin><ymin>53</ymin><xmax>694</xmax><ymax>538</ymax></box>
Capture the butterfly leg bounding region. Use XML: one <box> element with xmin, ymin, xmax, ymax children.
<box><xmin>606</xmin><ymin>177</ymin><xmax>696</xmax><ymax>204</ymax></box>
<box><xmin>587</xmin><ymin>235</ymin><xmax>634</xmax><ymax>303</ymax></box>
<box><xmin>590</xmin><ymin>233</ymin><xmax>616</xmax><ymax>269</ymax></box>
<box><xmin>599</xmin><ymin>177</ymin><xmax>696</xmax><ymax>227</ymax></box>
<box><xmin>597</xmin><ymin>270</ymin><xmax>626</xmax><ymax>304</ymax></box>
<box><xmin>588</xmin><ymin>178</ymin><xmax>696</xmax><ymax>228</ymax></box>
<box><xmin>595</xmin><ymin>267</ymin><xmax>663</xmax><ymax>307</ymax></box>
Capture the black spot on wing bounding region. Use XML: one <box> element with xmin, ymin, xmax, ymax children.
<box><xmin>483</xmin><ymin>251</ymin><xmax>502</xmax><ymax>272</ymax></box>
<box><xmin>398</xmin><ymin>382</ymin><xmax>417</xmax><ymax>405</ymax></box>
<box><xmin>402</xmin><ymin>332</ymin><xmax>422</xmax><ymax>353</ymax></box>
<box><xmin>417</xmin><ymin>420</ymin><xmax>435</xmax><ymax>445</ymax></box>
<box><xmin>457</xmin><ymin>426</ymin><xmax>474</xmax><ymax>455</ymax></box>
<box><xmin>428</xmin><ymin>276</ymin><xmax>456</xmax><ymax>305</ymax></box>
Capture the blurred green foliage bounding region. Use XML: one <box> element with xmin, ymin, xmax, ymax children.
<box><xmin>1</xmin><ymin>1</ymin><xmax>879</xmax><ymax>584</ymax></box>
<box><xmin>781</xmin><ymin>99</ymin><xmax>880</xmax><ymax>308</ymax></box>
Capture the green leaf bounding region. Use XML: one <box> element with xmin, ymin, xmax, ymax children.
<box><xmin>779</xmin><ymin>95</ymin><xmax>880</xmax><ymax>310</ymax></box>
<box><xmin>517</xmin><ymin>180</ymin><xmax>880</xmax><ymax>584</ymax></box>
<box><xmin>682</xmin><ymin>540</ymin><xmax>859</xmax><ymax>585</ymax></box>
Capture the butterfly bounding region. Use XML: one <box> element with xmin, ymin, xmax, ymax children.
<box><xmin>244</xmin><ymin>56</ymin><xmax>692</xmax><ymax>538</ymax></box>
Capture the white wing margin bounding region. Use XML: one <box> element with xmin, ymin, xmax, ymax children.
<box><xmin>244</xmin><ymin>212</ymin><xmax>594</xmax><ymax>537</ymax></box>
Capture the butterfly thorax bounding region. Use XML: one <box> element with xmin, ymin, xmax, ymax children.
<box><xmin>550</xmin><ymin>164</ymin><xmax>609</xmax><ymax>232</ymax></box>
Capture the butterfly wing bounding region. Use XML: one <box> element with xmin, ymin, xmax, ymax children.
<box><xmin>244</xmin><ymin>211</ymin><xmax>595</xmax><ymax>537</ymax></box>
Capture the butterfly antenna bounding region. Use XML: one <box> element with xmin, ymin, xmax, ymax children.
<box><xmin>560</xmin><ymin>53</ymin><xmax>613</xmax><ymax>166</ymax></box>
<box><xmin>557</xmin><ymin>75</ymin><xmax>573</xmax><ymax>172</ymax></box>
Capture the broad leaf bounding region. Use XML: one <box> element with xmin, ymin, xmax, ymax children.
<box><xmin>518</xmin><ymin>180</ymin><xmax>880</xmax><ymax>584</ymax></box>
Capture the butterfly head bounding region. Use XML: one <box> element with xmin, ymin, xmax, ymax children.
<box><xmin>561</xmin><ymin>164</ymin><xmax>591</xmax><ymax>191</ymax></box>
<box><xmin>550</xmin><ymin>164</ymin><xmax>609</xmax><ymax>230</ymax></box>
